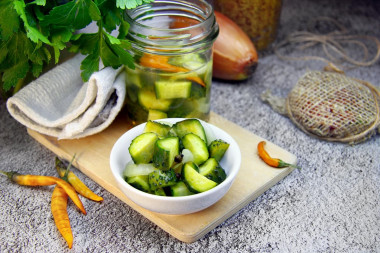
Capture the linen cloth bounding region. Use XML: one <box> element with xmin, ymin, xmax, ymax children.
<box><xmin>6</xmin><ymin>54</ymin><xmax>126</xmax><ymax>139</ymax></box>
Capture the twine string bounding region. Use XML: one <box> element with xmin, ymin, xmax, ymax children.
<box><xmin>274</xmin><ymin>17</ymin><xmax>380</xmax><ymax>69</ymax></box>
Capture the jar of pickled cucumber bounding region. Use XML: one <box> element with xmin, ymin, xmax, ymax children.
<box><xmin>124</xmin><ymin>0</ymin><xmax>219</xmax><ymax>124</ymax></box>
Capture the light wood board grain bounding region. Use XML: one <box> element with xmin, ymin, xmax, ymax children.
<box><xmin>27</xmin><ymin>111</ymin><xmax>297</xmax><ymax>243</ymax></box>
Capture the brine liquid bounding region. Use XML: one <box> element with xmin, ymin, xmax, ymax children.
<box><xmin>125</xmin><ymin>52</ymin><xmax>212</xmax><ymax>124</ymax></box>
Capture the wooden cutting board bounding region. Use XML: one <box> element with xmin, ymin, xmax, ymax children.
<box><xmin>27</xmin><ymin>111</ymin><xmax>297</xmax><ymax>243</ymax></box>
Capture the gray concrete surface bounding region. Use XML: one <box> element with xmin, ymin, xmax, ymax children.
<box><xmin>1</xmin><ymin>0</ymin><xmax>379</xmax><ymax>252</ymax></box>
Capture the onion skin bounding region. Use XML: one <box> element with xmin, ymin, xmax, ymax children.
<box><xmin>213</xmin><ymin>11</ymin><xmax>258</xmax><ymax>81</ymax></box>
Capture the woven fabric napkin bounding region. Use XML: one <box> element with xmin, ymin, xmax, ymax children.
<box><xmin>6</xmin><ymin>54</ymin><xmax>126</xmax><ymax>139</ymax></box>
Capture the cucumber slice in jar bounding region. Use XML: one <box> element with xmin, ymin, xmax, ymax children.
<box><xmin>166</xmin><ymin>100</ymin><xmax>195</xmax><ymax>118</ymax></box>
<box><xmin>155</xmin><ymin>81</ymin><xmax>192</xmax><ymax>99</ymax></box>
<box><xmin>182</xmin><ymin>133</ymin><xmax>209</xmax><ymax>165</ymax></box>
<box><xmin>153</xmin><ymin>136</ymin><xmax>180</xmax><ymax>170</ymax></box>
<box><xmin>129</xmin><ymin>132</ymin><xmax>158</xmax><ymax>164</ymax></box>
<box><xmin>168</xmin><ymin>53</ymin><xmax>205</xmax><ymax>70</ymax></box>
<box><xmin>172</xmin><ymin>119</ymin><xmax>207</xmax><ymax>143</ymax></box>
<box><xmin>147</xmin><ymin>110</ymin><xmax>167</xmax><ymax>121</ymax></box>
<box><xmin>125</xmin><ymin>70</ymin><xmax>142</xmax><ymax>87</ymax></box>
<box><xmin>190</xmin><ymin>82</ymin><xmax>207</xmax><ymax>98</ymax></box>
<box><xmin>138</xmin><ymin>90</ymin><xmax>171</xmax><ymax>111</ymax></box>
<box><xmin>182</xmin><ymin>162</ymin><xmax>217</xmax><ymax>193</ymax></box>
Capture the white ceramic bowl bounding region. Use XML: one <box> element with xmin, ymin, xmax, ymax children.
<box><xmin>110</xmin><ymin>118</ymin><xmax>241</xmax><ymax>215</ymax></box>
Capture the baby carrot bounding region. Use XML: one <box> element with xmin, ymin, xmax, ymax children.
<box><xmin>51</xmin><ymin>185</ymin><xmax>73</xmax><ymax>249</ymax></box>
<box><xmin>139</xmin><ymin>53</ymin><xmax>206</xmax><ymax>87</ymax></box>
<box><xmin>0</xmin><ymin>170</ymin><xmax>86</xmax><ymax>214</ymax></box>
<box><xmin>140</xmin><ymin>53</ymin><xmax>184</xmax><ymax>72</ymax></box>
<box><xmin>55</xmin><ymin>157</ymin><xmax>103</xmax><ymax>202</ymax></box>
<box><xmin>257</xmin><ymin>141</ymin><xmax>301</xmax><ymax>169</ymax></box>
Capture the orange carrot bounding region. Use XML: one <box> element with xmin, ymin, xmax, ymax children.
<box><xmin>140</xmin><ymin>53</ymin><xmax>183</xmax><ymax>72</ymax></box>
<box><xmin>184</xmin><ymin>75</ymin><xmax>207</xmax><ymax>88</ymax></box>
<box><xmin>139</xmin><ymin>53</ymin><xmax>206</xmax><ymax>87</ymax></box>
<box><xmin>257</xmin><ymin>141</ymin><xmax>301</xmax><ymax>169</ymax></box>
<box><xmin>0</xmin><ymin>170</ymin><xmax>86</xmax><ymax>214</ymax></box>
<box><xmin>56</xmin><ymin>157</ymin><xmax>103</xmax><ymax>202</ymax></box>
<box><xmin>51</xmin><ymin>186</ymin><xmax>73</xmax><ymax>249</ymax></box>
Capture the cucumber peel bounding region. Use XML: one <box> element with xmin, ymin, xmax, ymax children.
<box><xmin>182</xmin><ymin>133</ymin><xmax>209</xmax><ymax>165</ymax></box>
<box><xmin>182</xmin><ymin>162</ymin><xmax>217</xmax><ymax>192</ymax></box>
<box><xmin>129</xmin><ymin>132</ymin><xmax>158</xmax><ymax>164</ymax></box>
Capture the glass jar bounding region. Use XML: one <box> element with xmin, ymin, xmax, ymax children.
<box><xmin>214</xmin><ymin>0</ymin><xmax>282</xmax><ymax>50</ymax></box>
<box><xmin>124</xmin><ymin>0</ymin><xmax>219</xmax><ymax>125</ymax></box>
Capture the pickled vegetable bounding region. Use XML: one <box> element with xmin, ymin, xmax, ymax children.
<box><xmin>123</xmin><ymin>119</ymin><xmax>229</xmax><ymax>196</ymax></box>
<box><xmin>125</xmin><ymin>52</ymin><xmax>212</xmax><ymax>123</ymax></box>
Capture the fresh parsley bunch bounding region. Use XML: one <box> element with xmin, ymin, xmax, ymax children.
<box><xmin>0</xmin><ymin>0</ymin><xmax>153</xmax><ymax>95</ymax></box>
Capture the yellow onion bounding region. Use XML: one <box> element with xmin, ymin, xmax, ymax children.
<box><xmin>213</xmin><ymin>11</ymin><xmax>258</xmax><ymax>81</ymax></box>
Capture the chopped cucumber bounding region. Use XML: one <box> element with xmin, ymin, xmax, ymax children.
<box><xmin>148</xmin><ymin>169</ymin><xmax>177</xmax><ymax>191</ymax></box>
<box><xmin>196</xmin><ymin>60</ymin><xmax>213</xmax><ymax>81</ymax></box>
<box><xmin>199</xmin><ymin>158</ymin><xmax>227</xmax><ymax>184</ymax></box>
<box><xmin>123</xmin><ymin>161</ymin><xmax>156</xmax><ymax>178</ymax></box>
<box><xmin>172</xmin><ymin>118</ymin><xmax>207</xmax><ymax>143</ymax></box>
<box><xmin>144</xmin><ymin>120</ymin><xmax>171</xmax><ymax>138</ymax></box>
<box><xmin>166</xmin><ymin>100</ymin><xmax>195</xmax><ymax>118</ymax></box>
<box><xmin>129</xmin><ymin>132</ymin><xmax>158</xmax><ymax>164</ymax></box>
<box><xmin>155</xmin><ymin>81</ymin><xmax>192</xmax><ymax>99</ymax></box>
<box><xmin>138</xmin><ymin>68</ymin><xmax>155</xmax><ymax>89</ymax></box>
<box><xmin>182</xmin><ymin>162</ymin><xmax>217</xmax><ymax>193</ymax></box>
<box><xmin>168</xmin><ymin>53</ymin><xmax>205</xmax><ymax>70</ymax></box>
<box><xmin>190</xmin><ymin>82</ymin><xmax>206</xmax><ymax>98</ymax></box>
<box><xmin>125</xmin><ymin>98</ymin><xmax>148</xmax><ymax>122</ymax></box>
<box><xmin>208</xmin><ymin>139</ymin><xmax>230</xmax><ymax>161</ymax></box>
<box><xmin>193</xmin><ymin>97</ymin><xmax>210</xmax><ymax>114</ymax></box>
<box><xmin>124</xmin><ymin>119</ymin><xmax>229</xmax><ymax>196</ymax></box>
<box><xmin>170</xmin><ymin>181</ymin><xmax>194</xmax><ymax>196</ymax></box>
<box><xmin>125</xmin><ymin>67</ymin><xmax>142</xmax><ymax>88</ymax></box>
<box><xmin>182</xmin><ymin>133</ymin><xmax>209</xmax><ymax>165</ymax></box>
<box><xmin>138</xmin><ymin>90</ymin><xmax>171</xmax><ymax>111</ymax></box>
<box><xmin>147</xmin><ymin>110</ymin><xmax>167</xmax><ymax>121</ymax></box>
<box><xmin>126</xmin><ymin>175</ymin><xmax>150</xmax><ymax>193</ymax></box>
<box><xmin>153</xmin><ymin>136</ymin><xmax>180</xmax><ymax>170</ymax></box>
<box><xmin>185</xmin><ymin>108</ymin><xmax>207</xmax><ymax>119</ymax></box>
<box><xmin>154</xmin><ymin>188</ymin><xmax>167</xmax><ymax>196</ymax></box>
<box><xmin>126</xmin><ymin>84</ymin><xmax>139</xmax><ymax>103</ymax></box>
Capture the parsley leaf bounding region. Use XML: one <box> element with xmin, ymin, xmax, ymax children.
<box><xmin>81</xmin><ymin>50</ymin><xmax>100</xmax><ymax>81</ymax></box>
<box><xmin>0</xmin><ymin>31</ymin><xmax>51</xmax><ymax>91</ymax></box>
<box><xmin>71</xmin><ymin>24</ymin><xmax>133</xmax><ymax>81</ymax></box>
<box><xmin>0</xmin><ymin>0</ymin><xmax>20</xmax><ymax>40</ymax></box>
<box><xmin>30</xmin><ymin>0</ymin><xmax>47</xmax><ymax>6</ymax></box>
<box><xmin>2</xmin><ymin>60</ymin><xmax>29</xmax><ymax>91</ymax></box>
<box><xmin>31</xmin><ymin>62</ymin><xmax>43</xmax><ymax>78</ymax></box>
<box><xmin>51</xmin><ymin>28</ymin><xmax>73</xmax><ymax>63</ymax></box>
<box><xmin>118</xmin><ymin>20</ymin><xmax>130</xmax><ymax>39</ymax></box>
<box><xmin>116</xmin><ymin>0</ymin><xmax>154</xmax><ymax>9</ymax></box>
<box><xmin>13</xmin><ymin>1</ymin><xmax>50</xmax><ymax>44</ymax></box>
<box><xmin>42</xmin><ymin>0</ymin><xmax>100</xmax><ymax>30</ymax></box>
<box><xmin>0</xmin><ymin>43</ymin><xmax>8</xmax><ymax>64</ymax></box>
<box><xmin>1</xmin><ymin>0</ymin><xmax>149</xmax><ymax>93</ymax></box>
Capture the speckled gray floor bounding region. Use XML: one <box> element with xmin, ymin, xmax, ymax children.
<box><xmin>1</xmin><ymin>0</ymin><xmax>380</xmax><ymax>252</ymax></box>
